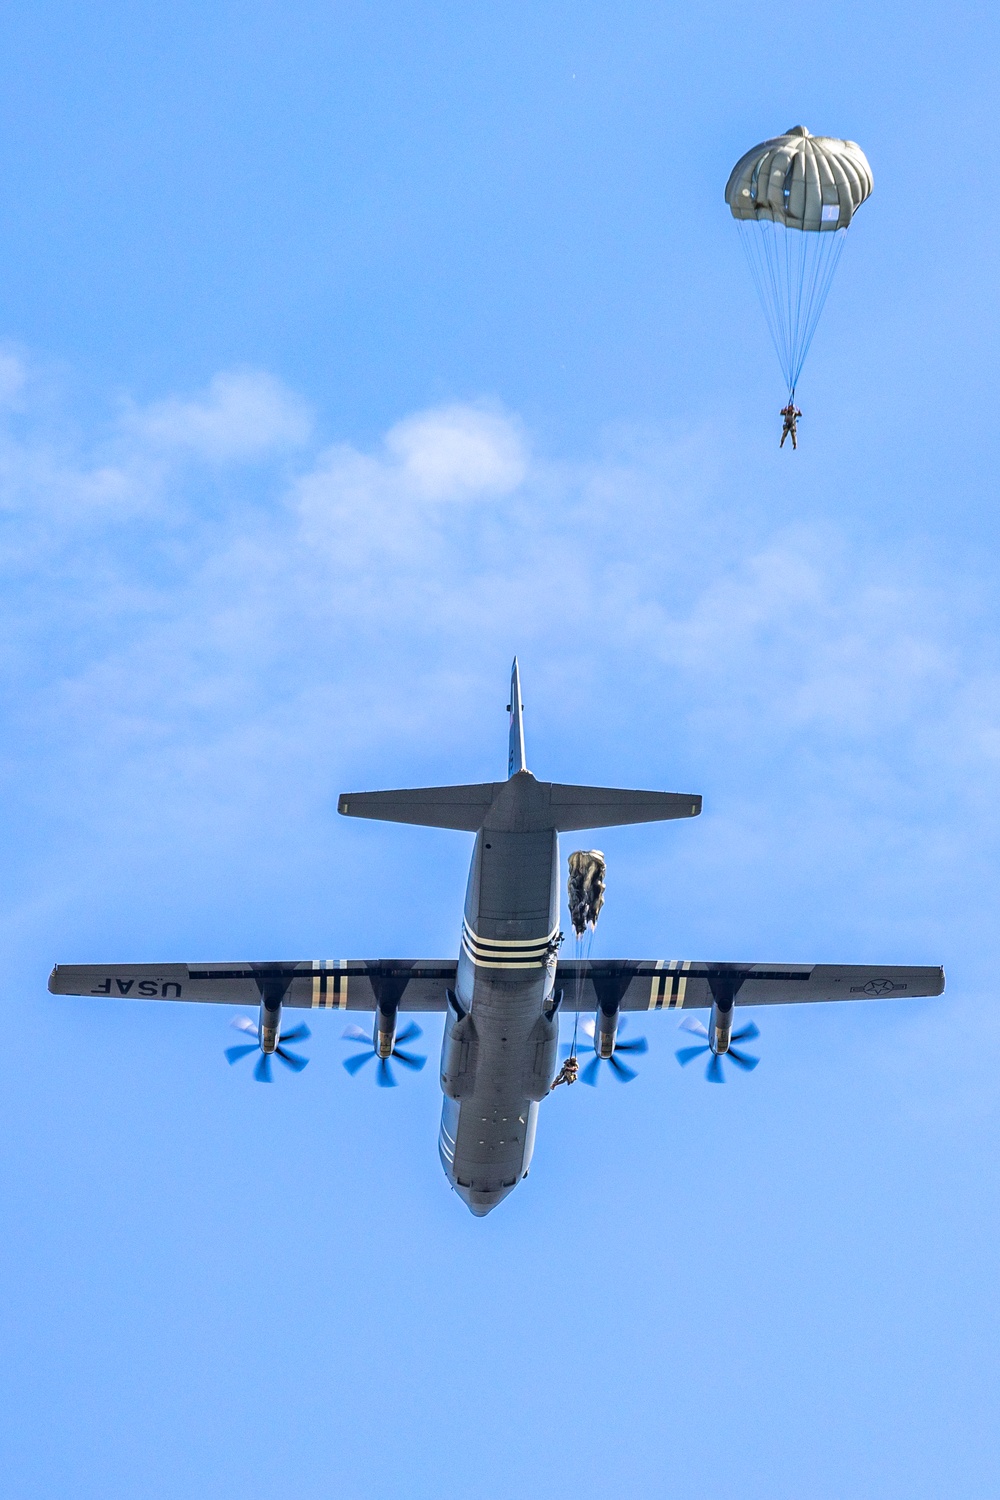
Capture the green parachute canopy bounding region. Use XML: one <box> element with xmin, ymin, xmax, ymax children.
<box><xmin>725</xmin><ymin>126</ymin><xmax>873</xmax><ymax>398</ymax></box>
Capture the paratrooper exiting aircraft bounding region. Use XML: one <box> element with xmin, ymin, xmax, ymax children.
<box><xmin>50</xmin><ymin>660</ymin><xmax>944</xmax><ymax>1217</ymax></box>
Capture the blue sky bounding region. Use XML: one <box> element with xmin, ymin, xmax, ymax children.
<box><xmin>2</xmin><ymin>4</ymin><xmax>999</xmax><ymax>1497</ymax></box>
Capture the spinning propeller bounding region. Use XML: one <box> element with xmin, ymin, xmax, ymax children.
<box><xmin>675</xmin><ymin>1016</ymin><xmax>760</xmax><ymax>1082</ymax></box>
<box><xmin>576</xmin><ymin>1017</ymin><xmax>648</xmax><ymax>1084</ymax></box>
<box><xmin>342</xmin><ymin>1022</ymin><xmax>427</xmax><ymax>1087</ymax></box>
<box><xmin>225</xmin><ymin>1016</ymin><xmax>311</xmax><ymax>1082</ymax></box>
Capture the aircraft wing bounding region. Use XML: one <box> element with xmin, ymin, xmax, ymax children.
<box><xmin>553</xmin><ymin>960</ymin><xmax>946</xmax><ymax>1011</ymax></box>
<box><xmin>48</xmin><ymin>961</ymin><xmax>457</xmax><ymax>1011</ymax></box>
<box><xmin>49</xmin><ymin>957</ymin><xmax>945</xmax><ymax>1014</ymax></box>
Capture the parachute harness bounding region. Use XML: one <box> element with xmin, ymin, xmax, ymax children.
<box><xmin>550</xmin><ymin>851</ymin><xmax>606</xmax><ymax>1091</ymax></box>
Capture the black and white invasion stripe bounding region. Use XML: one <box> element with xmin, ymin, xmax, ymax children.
<box><xmin>461</xmin><ymin>918</ymin><xmax>559</xmax><ymax>971</ymax></box>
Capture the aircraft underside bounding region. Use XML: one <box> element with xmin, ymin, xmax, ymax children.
<box><xmin>47</xmin><ymin>659</ymin><xmax>945</xmax><ymax>1218</ymax></box>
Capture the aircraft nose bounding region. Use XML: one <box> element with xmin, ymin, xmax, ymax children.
<box><xmin>458</xmin><ymin>1184</ymin><xmax>515</xmax><ymax>1217</ymax></box>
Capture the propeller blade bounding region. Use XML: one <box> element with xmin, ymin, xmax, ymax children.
<box><xmin>396</xmin><ymin>1022</ymin><xmax>423</xmax><ymax>1046</ymax></box>
<box><xmin>705</xmin><ymin>1053</ymin><xmax>725</xmax><ymax>1084</ymax></box>
<box><xmin>676</xmin><ymin>1044</ymin><xmax>710</xmax><ymax>1067</ymax></box>
<box><xmin>391</xmin><ymin>1049</ymin><xmax>426</xmax><ymax>1071</ymax></box>
<box><xmin>608</xmin><ymin>1055</ymin><xmax>639</xmax><ymax>1083</ymax></box>
<box><xmin>726</xmin><ymin>1046</ymin><xmax>760</xmax><ymax>1072</ymax></box>
<box><xmin>279</xmin><ymin>1024</ymin><xmax>311</xmax><ymax>1045</ymax></box>
<box><xmin>231</xmin><ymin>1015</ymin><xmax>258</xmax><ymax>1036</ymax></box>
<box><xmin>343</xmin><ymin>1050</ymin><xmax>375</xmax><ymax>1076</ymax></box>
<box><xmin>731</xmin><ymin>1021</ymin><xmax>760</xmax><ymax>1044</ymax></box>
<box><xmin>254</xmin><ymin>1052</ymin><xmax>273</xmax><ymax>1083</ymax></box>
<box><xmin>375</xmin><ymin>1059</ymin><xmax>397</xmax><ymax>1089</ymax></box>
<box><xmin>559</xmin><ymin>1042</ymin><xmax>578</xmax><ymax>1059</ymax></box>
<box><xmin>342</xmin><ymin>1024</ymin><xmax>371</xmax><ymax>1043</ymax></box>
<box><xmin>580</xmin><ymin>1056</ymin><xmax>601</xmax><ymax>1086</ymax></box>
<box><xmin>224</xmin><ymin>1043</ymin><xmax>259</xmax><ymax>1065</ymax></box>
<box><xmin>615</xmin><ymin>1036</ymin><xmax>648</xmax><ymax>1055</ymax></box>
<box><xmin>581</xmin><ymin>1018</ymin><xmax>596</xmax><ymax>1039</ymax></box>
<box><xmin>679</xmin><ymin>1016</ymin><xmax>709</xmax><ymax>1038</ymax></box>
<box><xmin>275</xmin><ymin>1047</ymin><xmax>309</xmax><ymax>1072</ymax></box>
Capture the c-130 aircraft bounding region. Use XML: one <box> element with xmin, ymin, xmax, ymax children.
<box><xmin>50</xmin><ymin>660</ymin><xmax>944</xmax><ymax>1216</ymax></box>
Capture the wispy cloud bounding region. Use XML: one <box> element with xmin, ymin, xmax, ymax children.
<box><xmin>1</xmin><ymin>364</ymin><xmax>994</xmax><ymax>775</ymax></box>
<box><xmin>382</xmin><ymin>403</ymin><xmax>528</xmax><ymax>499</ymax></box>
<box><xmin>3</xmin><ymin>361</ymin><xmax>999</xmax><ymax>1011</ymax></box>
<box><xmin>122</xmin><ymin>369</ymin><xmax>313</xmax><ymax>463</ymax></box>
<box><xmin>0</xmin><ymin>351</ymin><xmax>27</xmax><ymax>407</ymax></box>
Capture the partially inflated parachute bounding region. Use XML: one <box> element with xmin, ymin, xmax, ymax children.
<box><xmin>726</xmin><ymin>126</ymin><xmax>872</xmax><ymax>408</ymax></box>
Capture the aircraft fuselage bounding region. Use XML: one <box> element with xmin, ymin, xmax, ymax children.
<box><xmin>439</xmin><ymin>814</ymin><xmax>562</xmax><ymax>1215</ymax></box>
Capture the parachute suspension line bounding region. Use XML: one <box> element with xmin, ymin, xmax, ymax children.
<box><xmin>786</xmin><ymin>224</ymin><xmax>848</xmax><ymax>392</ymax></box>
<box><xmin>552</xmin><ymin>851</ymin><xmax>606</xmax><ymax>1091</ymax></box>
<box><xmin>569</xmin><ymin>923</ymin><xmax>593</xmax><ymax>1056</ymax></box>
<box><xmin>550</xmin><ymin>940</ymin><xmax>585</xmax><ymax>1090</ymax></box>
<box><xmin>737</xmin><ymin>220</ymin><xmax>848</xmax><ymax>398</ymax></box>
<box><xmin>570</xmin><ymin>937</ymin><xmax>586</xmax><ymax>1060</ymax></box>
<box><xmin>737</xmin><ymin>217</ymin><xmax>790</xmax><ymax>386</ymax></box>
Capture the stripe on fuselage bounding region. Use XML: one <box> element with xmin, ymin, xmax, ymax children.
<box><xmin>461</xmin><ymin>918</ymin><xmax>559</xmax><ymax>971</ymax></box>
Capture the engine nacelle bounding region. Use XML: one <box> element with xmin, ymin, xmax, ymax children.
<box><xmin>375</xmin><ymin>1004</ymin><xmax>398</xmax><ymax>1059</ymax></box>
<box><xmin>259</xmin><ymin>1000</ymin><xmax>282</xmax><ymax>1054</ymax></box>
<box><xmin>440</xmin><ymin>990</ymin><xmax>479</xmax><ymax>1099</ymax></box>
<box><xmin>709</xmin><ymin>1000</ymin><xmax>734</xmax><ymax>1054</ymax></box>
<box><xmin>594</xmin><ymin>1005</ymin><xmax>620</xmax><ymax>1059</ymax></box>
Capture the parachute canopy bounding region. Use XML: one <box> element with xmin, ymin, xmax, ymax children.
<box><xmin>567</xmin><ymin>850</ymin><xmax>606</xmax><ymax>939</ymax></box>
<box><xmin>725</xmin><ymin>125</ymin><xmax>872</xmax><ymax>232</ymax></box>
<box><xmin>725</xmin><ymin>126</ymin><xmax>873</xmax><ymax>400</ymax></box>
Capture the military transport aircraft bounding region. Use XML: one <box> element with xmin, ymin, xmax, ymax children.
<box><xmin>50</xmin><ymin>660</ymin><xmax>944</xmax><ymax>1217</ymax></box>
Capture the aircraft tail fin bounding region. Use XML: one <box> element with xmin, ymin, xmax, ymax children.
<box><xmin>507</xmin><ymin>657</ymin><xmax>526</xmax><ymax>777</ymax></box>
<box><xmin>337</xmin><ymin>658</ymin><xmax>702</xmax><ymax>834</ymax></box>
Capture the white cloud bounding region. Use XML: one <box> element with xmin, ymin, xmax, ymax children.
<box><xmin>0</xmin><ymin>351</ymin><xmax>27</xmax><ymax>406</ymax></box>
<box><xmin>124</xmin><ymin>369</ymin><xmax>313</xmax><ymax>462</ymax></box>
<box><xmin>0</xmin><ymin>366</ymin><xmax>315</xmax><ymax>547</ymax></box>
<box><xmin>7</xmin><ymin>380</ymin><xmax>993</xmax><ymax>783</ymax></box>
<box><xmin>382</xmin><ymin>403</ymin><xmax>527</xmax><ymax>499</ymax></box>
<box><xmin>4</xmin><ymin>366</ymin><xmax>1000</xmax><ymax>1018</ymax></box>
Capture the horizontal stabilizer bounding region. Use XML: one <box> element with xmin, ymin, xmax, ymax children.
<box><xmin>546</xmin><ymin>784</ymin><xmax>700</xmax><ymax>831</ymax></box>
<box><xmin>338</xmin><ymin>773</ymin><xmax>701</xmax><ymax>833</ymax></box>
<box><xmin>337</xmin><ymin>784</ymin><xmax>495</xmax><ymax>831</ymax></box>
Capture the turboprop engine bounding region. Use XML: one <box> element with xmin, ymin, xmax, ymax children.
<box><xmin>225</xmin><ymin>997</ymin><xmax>311</xmax><ymax>1082</ymax></box>
<box><xmin>676</xmin><ymin>995</ymin><xmax>760</xmax><ymax>1083</ymax></box>
<box><xmin>343</xmin><ymin>1002</ymin><xmax>426</xmax><ymax>1087</ymax></box>
<box><xmin>579</xmin><ymin>1010</ymin><xmax>648</xmax><ymax>1084</ymax></box>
